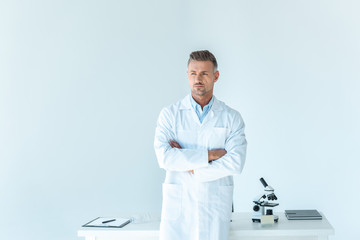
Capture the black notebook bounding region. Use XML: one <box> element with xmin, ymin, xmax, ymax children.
<box><xmin>285</xmin><ymin>210</ymin><xmax>322</xmax><ymax>220</ymax></box>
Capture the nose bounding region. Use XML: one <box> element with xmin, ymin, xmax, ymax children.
<box><xmin>195</xmin><ymin>74</ymin><xmax>203</xmax><ymax>81</ymax></box>
<box><xmin>195</xmin><ymin>80</ymin><xmax>203</xmax><ymax>85</ymax></box>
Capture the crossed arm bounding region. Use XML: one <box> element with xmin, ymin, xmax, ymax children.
<box><xmin>169</xmin><ymin>140</ymin><xmax>227</xmax><ymax>173</ymax></box>
<box><xmin>155</xmin><ymin>108</ymin><xmax>246</xmax><ymax>181</ymax></box>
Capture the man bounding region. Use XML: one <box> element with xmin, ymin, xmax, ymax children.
<box><xmin>154</xmin><ymin>50</ymin><xmax>247</xmax><ymax>240</ymax></box>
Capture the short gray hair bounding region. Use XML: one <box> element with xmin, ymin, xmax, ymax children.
<box><xmin>188</xmin><ymin>50</ymin><xmax>218</xmax><ymax>72</ymax></box>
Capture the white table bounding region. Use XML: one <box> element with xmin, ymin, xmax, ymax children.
<box><xmin>78</xmin><ymin>212</ymin><xmax>334</xmax><ymax>240</ymax></box>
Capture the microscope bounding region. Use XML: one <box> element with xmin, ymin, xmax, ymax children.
<box><xmin>252</xmin><ymin>178</ymin><xmax>279</xmax><ymax>223</ymax></box>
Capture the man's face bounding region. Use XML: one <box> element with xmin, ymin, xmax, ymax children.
<box><xmin>187</xmin><ymin>60</ymin><xmax>219</xmax><ymax>99</ymax></box>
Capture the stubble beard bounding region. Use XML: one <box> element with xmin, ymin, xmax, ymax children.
<box><xmin>192</xmin><ymin>88</ymin><xmax>206</xmax><ymax>97</ymax></box>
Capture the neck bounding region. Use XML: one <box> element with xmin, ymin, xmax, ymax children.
<box><xmin>191</xmin><ymin>94</ymin><xmax>213</xmax><ymax>109</ymax></box>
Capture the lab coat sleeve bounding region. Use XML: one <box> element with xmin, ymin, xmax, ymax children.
<box><xmin>154</xmin><ymin>107</ymin><xmax>209</xmax><ymax>171</ymax></box>
<box><xmin>194</xmin><ymin>112</ymin><xmax>247</xmax><ymax>182</ymax></box>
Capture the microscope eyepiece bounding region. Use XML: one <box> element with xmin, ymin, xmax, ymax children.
<box><xmin>260</xmin><ymin>178</ymin><xmax>268</xmax><ymax>187</ymax></box>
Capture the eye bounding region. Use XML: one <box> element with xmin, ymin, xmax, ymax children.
<box><xmin>202</xmin><ymin>72</ymin><xmax>208</xmax><ymax>76</ymax></box>
<box><xmin>191</xmin><ymin>72</ymin><xmax>196</xmax><ymax>75</ymax></box>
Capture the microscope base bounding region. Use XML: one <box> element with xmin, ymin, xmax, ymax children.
<box><xmin>252</xmin><ymin>215</ymin><xmax>279</xmax><ymax>223</ymax></box>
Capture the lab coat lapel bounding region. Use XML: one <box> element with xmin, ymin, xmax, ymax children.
<box><xmin>180</xmin><ymin>95</ymin><xmax>203</xmax><ymax>126</ymax></box>
<box><xmin>179</xmin><ymin>95</ymin><xmax>224</xmax><ymax>126</ymax></box>
<box><xmin>201</xmin><ymin>96</ymin><xmax>222</xmax><ymax>126</ymax></box>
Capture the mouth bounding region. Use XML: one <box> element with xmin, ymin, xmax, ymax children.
<box><xmin>194</xmin><ymin>85</ymin><xmax>204</xmax><ymax>88</ymax></box>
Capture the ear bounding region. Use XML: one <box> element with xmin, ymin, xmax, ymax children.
<box><xmin>213</xmin><ymin>71</ymin><xmax>220</xmax><ymax>83</ymax></box>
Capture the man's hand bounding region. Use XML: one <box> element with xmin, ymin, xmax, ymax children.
<box><xmin>169</xmin><ymin>140</ymin><xmax>182</xmax><ymax>149</ymax></box>
<box><xmin>208</xmin><ymin>149</ymin><xmax>227</xmax><ymax>162</ymax></box>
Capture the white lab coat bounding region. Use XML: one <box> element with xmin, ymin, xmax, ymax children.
<box><xmin>154</xmin><ymin>95</ymin><xmax>247</xmax><ymax>240</ymax></box>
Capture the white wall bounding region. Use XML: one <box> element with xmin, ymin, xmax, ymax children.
<box><xmin>1</xmin><ymin>0</ymin><xmax>359</xmax><ymax>239</ymax></box>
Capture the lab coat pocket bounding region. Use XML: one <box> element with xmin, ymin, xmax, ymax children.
<box><xmin>161</xmin><ymin>183</ymin><xmax>182</xmax><ymax>221</ymax></box>
<box><xmin>217</xmin><ymin>185</ymin><xmax>234</xmax><ymax>221</ymax></box>
<box><xmin>208</xmin><ymin>127</ymin><xmax>228</xmax><ymax>149</ymax></box>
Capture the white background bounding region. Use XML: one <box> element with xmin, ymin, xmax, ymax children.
<box><xmin>0</xmin><ymin>0</ymin><xmax>359</xmax><ymax>239</ymax></box>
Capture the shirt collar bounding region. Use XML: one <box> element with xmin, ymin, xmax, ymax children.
<box><xmin>180</xmin><ymin>94</ymin><xmax>223</xmax><ymax>111</ymax></box>
<box><xmin>190</xmin><ymin>95</ymin><xmax>214</xmax><ymax>112</ymax></box>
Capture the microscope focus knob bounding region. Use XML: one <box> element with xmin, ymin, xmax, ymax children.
<box><xmin>253</xmin><ymin>205</ymin><xmax>260</xmax><ymax>212</ymax></box>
